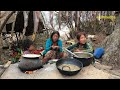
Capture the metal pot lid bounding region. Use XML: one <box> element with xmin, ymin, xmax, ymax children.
<box><xmin>22</xmin><ymin>54</ymin><xmax>41</xmax><ymax>58</ymax></box>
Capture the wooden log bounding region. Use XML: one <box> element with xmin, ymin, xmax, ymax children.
<box><xmin>0</xmin><ymin>61</ymin><xmax>12</xmax><ymax>78</ymax></box>
<box><xmin>3</xmin><ymin>61</ymin><xmax>12</xmax><ymax>68</ymax></box>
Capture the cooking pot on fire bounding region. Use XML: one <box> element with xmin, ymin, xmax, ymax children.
<box><xmin>18</xmin><ymin>54</ymin><xmax>43</xmax><ymax>72</ymax></box>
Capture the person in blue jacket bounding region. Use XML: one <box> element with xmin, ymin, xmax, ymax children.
<box><xmin>43</xmin><ymin>31</ymin><xmax>63</xmax><ymax>63</ymax></box>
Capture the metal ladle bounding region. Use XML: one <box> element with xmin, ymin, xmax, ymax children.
<box><xmin>64</xmin><ymin>48</ymin><xmax>79</xmax><ymax>58</ymax></box>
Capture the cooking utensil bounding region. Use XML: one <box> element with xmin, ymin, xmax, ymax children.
<box><xmin>56</xmin><ymin>58</ymin><xmax>83</xmax><ymax>76</ymax></box>
<box><xmin>48</xmin><ymin>59</ymin><xmax>58</xmax><ymax>64</ymax></box>
<box><xmin>22</xmin><ymin>54</ymin><xmax>41</xmax><ymax>59</ymax></box>
<box><xmin>18</xmin><ymin>54</ymin><xmax>43</xmax><ymax>71</ymax></box>
<box><xmin>73</xmin><ymin>52</ymin><xmax>94</xmax><ymax>67</ymax></box>
<box><xmin>64</xmin><ymin>48</ymin><xmax>79</xmax><ymax>58</ymax></box>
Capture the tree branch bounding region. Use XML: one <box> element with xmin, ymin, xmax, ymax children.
<box><xmin>0</xmin><ymin>11</ymin><xmax>15</xmax><ymax>34</ymax></box>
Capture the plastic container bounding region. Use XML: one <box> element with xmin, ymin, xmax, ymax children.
<box><xmin>93</xmin><ymin>48</ymin><xmax>104</xmax><ymax>59</ymax></box>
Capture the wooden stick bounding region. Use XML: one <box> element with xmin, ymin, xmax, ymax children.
<box><xmin>3</xmin><ymin>60</ymin><xmax>12</xmax><ymax>68</ymax></box>
<box><xmin>0</xmin><ymin>61</ymin><xmax>12</xmax><ymax>78</ymax></box>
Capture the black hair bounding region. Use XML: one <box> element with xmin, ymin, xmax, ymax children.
<box><xmin>22</xmin><ymin>39</ymin><xmax>34</xmax><ymax>51</ymax></box>
<box><xmin>76</xmin><ymin>32</ymin><xmax>87</xmax><ymax>41</ymax></box>
<box><xmin>50</xmin><ymin>31</ymin><xmax>60</xmax><ymax>40</ymax></box>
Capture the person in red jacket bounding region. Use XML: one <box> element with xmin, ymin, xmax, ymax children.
<box><xmin>22</xmin><ymin>39</ymin><xmax>44</xmax><ymax>55</ymax></box>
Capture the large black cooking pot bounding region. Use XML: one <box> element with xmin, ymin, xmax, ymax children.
<box><xmin>73</xmin><ymin>52</ymin><xmax>94</xmax><ymax>67</ymax></box>
<box><xmin>18</xmin><ymin>54</ymin><xmax>43</xmax><ymax>72</ymax></box>
<box><xmin>56</xmin><ymin>58</ymin><xmax>83</xmax><ymax>76</ymax></box>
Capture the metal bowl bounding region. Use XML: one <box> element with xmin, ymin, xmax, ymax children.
<box><xmin>73</xmin><ymin>52</ymin><xmax>94</xmax><ymax>67</ymax></box>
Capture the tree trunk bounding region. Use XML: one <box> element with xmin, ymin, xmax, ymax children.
<box><xmin>100</xmin><ymin>14</ymin><xmax>120</xmax><ymax>69</ymax></box>
<box><xmin>58</xmin><ymin>11</ymin><xmax>61</xmax><ymax>30</ymax></box>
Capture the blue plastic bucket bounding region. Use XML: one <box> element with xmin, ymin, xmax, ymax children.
<box><xmin>93</xmin><ymin>48</ymin><xmax>104</xmax><ymax>59</ymax></box>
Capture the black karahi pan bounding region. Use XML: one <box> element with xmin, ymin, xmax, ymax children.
<box><xmin>64</xmin><ymin>48</ymin><xmax>94</xmax><ymax>67</ymax></box>
<box><xmin>56</xmin><ymin>58</ymin><xmax>83</xmax><ymax>76</ymax></box>
<box><xmin>73</xmin><ymin>52</ymin><xmax>94</xmax><ymax>67</ymax></box>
